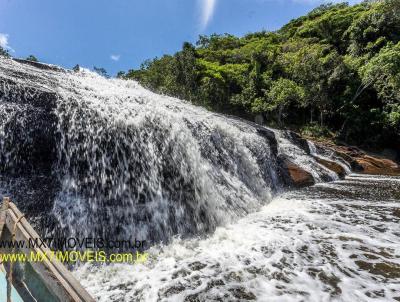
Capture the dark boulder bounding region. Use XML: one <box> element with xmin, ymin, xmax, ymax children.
<box><xmin>285</xmin><ymin>131</ymin><xmax>310</xmax><ymax>154</ymax></box>
<box><xmin>255</xmin><ymin>126</ymin><xmax>278</xmax><ymax>155</ymax></box>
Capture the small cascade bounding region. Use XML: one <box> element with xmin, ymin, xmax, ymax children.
<box><xmin>308</xmin><ymin>140</ymin><xmax>317</xmax><ymax>155</ymax></box>
<box><xmin>307</xmin><ymin>140</ymin><xmax>352</xmax><ymax>175</ymax></box>
<box><xmin>274</xmin><ymin>130</ymin><xmax>338</xmax><ymax>182</ymax></box>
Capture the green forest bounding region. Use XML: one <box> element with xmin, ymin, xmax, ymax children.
<box><xmin>123</xmin><ymin>0</ymin><xmax>400</xmax><ymax>149</ymax></box>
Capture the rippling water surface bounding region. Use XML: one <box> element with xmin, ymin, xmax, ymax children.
<box><xmin>75</xmin><ymin>174</ymin><xmax>400</xmax><ymax>301</ymax></box>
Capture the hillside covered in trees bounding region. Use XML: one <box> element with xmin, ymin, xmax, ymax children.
<box><xmin>124</xmin><ymin>0</ymin><xmax>400</xmax><ymax>149</ymax></box>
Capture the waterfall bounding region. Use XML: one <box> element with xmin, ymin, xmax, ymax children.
<box><xmin>274</xmin><ymin>131</ymin><xmax>339</xmax><ymax>182</ymax></box>
<box><xmin>307</xmin><ymin>140</ymin><xmax>352</xmax><ymax>174</ymax></box>
<box><xmin>0</xmin><ymin>58</ymin><xmax>351</xmax><ymax>245</ymax></box>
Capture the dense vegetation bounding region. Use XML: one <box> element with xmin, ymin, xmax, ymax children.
<box><xmin>124</xmin><ymin>0</ymin><xmax>400</xmax><ymax>149</ymax></box>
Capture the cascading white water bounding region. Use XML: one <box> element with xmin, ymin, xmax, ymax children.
<box><xmin>307</xmin><ymin>140</ymin><xmax>352</xmax><ymax>175</ymax></box>
<box><xmin>273</xmin><ymin>131</ymin><xmax>339</xmax><ymax>182</ymax></box>
<box><xmin>0</xmin><ymin>57</ymin><xmax>352</xmax><ymax>243</ymax></box>
<box><xmin>51</xmin><ymin>68</ymin><xmax>282</xmax><ymax>242</ymax></box>
<box><xmin>0</xmin><ymin>58</ymin><xmax>340</xmax><ymax>244</ymax></box>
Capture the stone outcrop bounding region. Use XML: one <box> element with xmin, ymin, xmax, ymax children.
<box><xmin>278</xmin><ymin>156</ymin><xmax>315</xmax><ymax>188</ymax></box>
<box><xmin>287</xmin><ymin>131</ymin><xmax>311</xmax><ymax>154</ymax></box>
<box><xmin>356</xmin><ymin>155</ymin><xmax>400</xmax><ymax>176</ymax></box>
<box><xmin>286</xmin><ymin>160</ymin><xmax>315</xmax><ymax>188</ymax></box>
<box><xmin>314</xmin><ymin>157</ymin><xmax>346</xmax><ymax>179</ymax></box>
<box><xmin>311</xmin><ymin>140</ymin><xmax>400</xmax><ymax>177</ymax></box>
<box><xmin>0</xmin><ymin>59</ymin><xmax>60</xmax><ymax>234</ymax></box>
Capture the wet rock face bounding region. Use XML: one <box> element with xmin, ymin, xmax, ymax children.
<box><xmin>335</xmin><ymin>150</ymin><xmax>364</xmax><ymax>172</ymax></box>
<box><xmin>315</xmin><ymin>157</ymin><xmax>346</xmax><ymax>179</ymax></box>
<box><xmin>0</xmin><ymin>59</ymin><xmax>60</xmax><ymax>235</ymax></box>
<box><xmin>13</xmin><ymin>58</ymin><xmax>65</xmax><ymax>72</ymax></box>
<box><xmin>356</xmin><ymin>155</ymin><xmax>400</xmax><ymax>176</ymax></box>
<box><xmin>255</xmin><ymin>126</ymin><xmax>278</xmax><ymax>155</ymax></box>
<box><xmin>0</xmin><ymin>78</ymin><xmax>58</xmax><ymax>110</ymax></box>
<box><xmin>0</xmin><ymin>70</ymin><xmax>58</xmax><ymax>175</ymax></box>
<box><xmin>314</xmin><ymin>140</ymin><xmax>400</xmax><ymax>176</ymax></box>
<box><xmin>0</xmin><ymin>174</ymin><xmax>60</xmax><ymax>234</ymax></box>
<box><xmin>278</xmin><ymin>156</ymin><xmax>315</xmax><ymax>188</ymax></box>
<box><xmin>286</xmin><ymin>162</ymin><xmax>315</xmax><ymax>188</ymax></box>
<box><xmin>0</xmin><ymin>105</ymin><xmax>57</xmax><ymax>175</ymax></box>
<box><xmin>287</xmin><ymin>131</ymin><xmax>310</xmax><ymax>154</ymax></box>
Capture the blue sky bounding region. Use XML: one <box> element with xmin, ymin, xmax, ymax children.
<box><xmin>0</xmin><ymin>0</ymin><xmax>360</xmax><ymax>75</ymax></box>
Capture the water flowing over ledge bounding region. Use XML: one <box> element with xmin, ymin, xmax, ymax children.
<box><xmin>0</xmin><ymin>57</ymin><xmax>345</xmax><ymax>245</ymax></box>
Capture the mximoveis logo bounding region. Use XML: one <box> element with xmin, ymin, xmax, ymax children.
<box><xmin>0</xmin><ymin>237</ymin><xmax>147</xmax><ymax>250</ymax></box>
<box><xmin>0</xmin><ymin>250</ymin><xmax>150</xmax><ymax>264</ymax></box>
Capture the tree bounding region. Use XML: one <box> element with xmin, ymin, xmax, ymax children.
<box><xmin>116</xmin><ymin>71</ymin><xmax>126</xmax><ymax>78</ymax></box>
<box><xmin>231</xmin><ymin>52</ymin><xmax>265</xmax><ymax>114</ymax></box>
<box><xmin>347</xmin><ymin>0</ymin><xmax>400</xmax><ymax>56</ymax></box>
<box><xmin>279</xmin><ymin>41</ymin><xmax>339</xmax><ymax>125</ymax></box>
<box><xmin>0</xmin><ymin>46</ymin><xmax>9</xmax><ymax>57</ymax></box>
<box><xmin>361</xmin><ymin>41</ymin><xmax>400</xmax><ymax>141</ymax></box>
<box><xmin>93</xmin><ymin>66</ymin><xmax>109</xmax><ymax>78</ymax></box>
<box><xmin>266</xmin><ymin>78</ymin><xmax>305</xmax><ymax>125</ymax></box>
<box><xmin>361</xmin><ymin>41</ymin><xmax>400</xmax><ymax>103</ymax></box>
<box><xmin>120</xmin><ymin>1</ymin><xmax>400</xmax><ymax>148</ymax></box>
<box><xmin>26</xmin><ymin>55</ymin><xmax>38</xmax><ymax>62</ymax></box>
<box><xmin>175</xmin><ymin>42</ymin><xmax>199</xmax><ymax>101</ymax></box>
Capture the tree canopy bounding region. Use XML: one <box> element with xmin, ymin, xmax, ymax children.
<box><xmin>26</xmin><ymin>55</ymin><xmax>38</xmax><ymax>62</ymax></box>
<box><xmin>123</xmin><ymin>0</ymin><xmax>400</xmax><ymax>149</ymax></box>
<box><xmin>93</xmin><ymin>66</ymin><xmax>109</xmax><ymax>78</ymax></box>
<box><xmin>0</xmin><ymin>46</ymin><xmax>9</xmax><ymax>57</ymax></box>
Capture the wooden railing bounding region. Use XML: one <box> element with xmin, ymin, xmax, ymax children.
<box><xmin>0</xmin><ymin>197</ymin><xmax>95</xmax><ymax>302</ymax></box>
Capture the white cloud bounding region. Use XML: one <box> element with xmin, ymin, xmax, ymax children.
<box><xmin>0</xmin><ymin>33</ymin><xmax>9</xmax><ymax>49</ymax></box>
<box><xmin>110</xmin><ymin>54</ymin><xmax>120</xmax><ymax>61</ymax></box>
<box><xmin>200</xmin><ymin>0</ymin><xmax>216</xmax><ymax>31</ymax></box>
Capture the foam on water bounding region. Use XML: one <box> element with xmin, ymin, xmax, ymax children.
<box><xmin>74</xmin><ymin>174</ymin><xmax>400</xmax><ymax>301</ymax></box>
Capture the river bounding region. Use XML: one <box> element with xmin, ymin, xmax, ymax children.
<box><xmin>75</xmin><ymin>174</ymin><xmax>400</xmax><ymax>302</ymax></box>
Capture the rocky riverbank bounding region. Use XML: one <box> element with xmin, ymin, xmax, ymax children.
<box><xmin>314</xmin><ymin>140</ymin><xmax>400</xmax><ymax>176</ymax></box>
<box><xmin>281</xmin><ymin>134</ymin><xmax>400</xmax><ymax>188</ymax></box>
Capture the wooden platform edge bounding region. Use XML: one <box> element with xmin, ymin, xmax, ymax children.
<box><xmin>1</xmin><ymin>197</ymin><xmax>95</xmax><ymax>302</ymax></box>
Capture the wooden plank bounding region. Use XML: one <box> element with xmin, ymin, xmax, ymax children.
<box><xmin>0</xmin><ymin>197</ymin><xmax>10</xmax><ymax>236</ymax></box>
<box><xmin>5</xmin><ymin>207</ymin><xmax>81</xmax><ymax>301</ymax></box>
<box><xmin>2</xmin><ymin>201</ymin><xmax>95</xmax><ymax>302</ymax></box>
